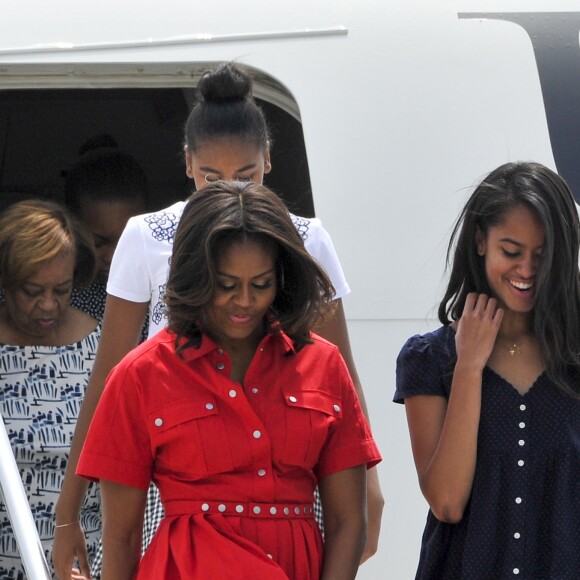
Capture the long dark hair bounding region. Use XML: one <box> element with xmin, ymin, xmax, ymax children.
<box><xmin>439</xmin><ymin>162</ymin><xmax>580</xmax><ymax>397</ymax></box>
<box><xmin>164</xmin><ymin>181</ymin><xmax>335</xmax><ymax>353</ymax></box>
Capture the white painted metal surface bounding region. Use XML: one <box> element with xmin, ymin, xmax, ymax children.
<box><xmin>0</xmin><ymin>415</ymin><xmax>51</xmax><ymax>579</ymax></box>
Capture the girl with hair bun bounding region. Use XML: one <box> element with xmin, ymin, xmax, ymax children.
<box><xmin>61</xmin><ymin>134</ymin><xmax>149</xmax><ymax>578</ymax></box>
<box><xmin>65</xmin><ymin>133</ymin><xmax>148</xmax><ymax>321</ymax></box>
<box><xmin>53</xmin><ymin>63</ymin><xmax>383</xmax><ymax>579</ymax></box>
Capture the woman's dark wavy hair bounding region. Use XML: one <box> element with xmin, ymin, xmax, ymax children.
<box><xmin>439</xmin><ymin>161</ymin><xmax>580</xmax><ymax>397</ymax></box>
<box><xmin>164</xmin><ymin>181</ymin><xmax>335</xmax><ymax>353</ymax></box>
<box><xmin>184</xmin><ymin>63</ymin><xmax>270</xmax><ymax>153</ymax></box>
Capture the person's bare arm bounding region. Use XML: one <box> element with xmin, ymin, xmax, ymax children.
<box><xmin>100</xmin><ymin>481</ymin><xmax>147</xmax><ymax>580</ymax></box>
<box><xmin>319</xmin><ymin>466</ymin><xmax>367</xmax><ymax>580</ymax></box>
<box><xmin>53</xmin><ymin>296</ymin><xmax>149</xmax><ymax>580</ymax></box>
<box><xmin>405</xmin><ymin>293</ymin><xmax>502</xmax><ymax>523</ymax></box>
<box><xmin>315</xmin><ymin>298</ymin><xmax>384</xmax><ymax>562</ymax></box>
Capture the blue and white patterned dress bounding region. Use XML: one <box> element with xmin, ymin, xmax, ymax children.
<box><xmin>0</xmin><ymin>327</ymin><xmax>101</xmax><ymax>579</ymax></box>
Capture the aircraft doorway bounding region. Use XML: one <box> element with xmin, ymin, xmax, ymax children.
<box><xmin>0</xmin><ymin>64</ymin><xmax>314</xmax><ymax>216</ymax></box>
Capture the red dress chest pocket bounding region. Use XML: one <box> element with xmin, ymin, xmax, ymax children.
<box><xmin>147</xmin><ymin>395</ymin><xmax>234</xmax><ymax>480</ymax></box>
<box><xmin>280</xmin><ymin>388</ymin><xmax>343</xmax><ymax>470</ymax></box>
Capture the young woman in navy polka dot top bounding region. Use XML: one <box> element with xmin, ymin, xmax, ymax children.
<box><xmin>394</xmin><ymin>162</ymin><xmax>580</xmax><ymax>579</ymax></box>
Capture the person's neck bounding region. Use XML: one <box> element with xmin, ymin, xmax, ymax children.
<box><xmin>221</xmin><ymin>329</ymin><xmax>266</xmax><ymax>359</ymax></box>
<box><xmin>224</xmin><ymin>341</ymin><xmax>260</xmax><ymax>385</ymax></box>
<box><xmin>497</xmin><ymin>312</ymin><xmax>533</xmax><ymax>341</ymax></box>
<box><xmin>219</xmin><ymin>331</ymin><xmax>267</xmax><ymax>385</ymax></box>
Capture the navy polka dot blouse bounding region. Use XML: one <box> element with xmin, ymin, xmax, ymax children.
<box><xmin>394</xmin><ymin>326</ymin><xmax>580</xmax><ymax>579</ymax></box>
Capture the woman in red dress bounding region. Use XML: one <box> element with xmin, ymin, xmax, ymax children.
<box><xmin>77</xmin><ymin>180</ymin><xmax>381</xmax><ymax>579</ymax></box>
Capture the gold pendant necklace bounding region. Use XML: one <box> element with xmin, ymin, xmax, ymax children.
<box><xmin>496</xmin><ymin>334</ymin><xmax>525</xmax><ymax>356</ymax></box>
<box><xmin>498</xmin><ymin>335</ymin><xmax>522</xmax><ymax>356</ymax></box>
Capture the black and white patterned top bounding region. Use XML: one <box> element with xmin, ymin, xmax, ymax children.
<box><xmin>71</xmin><ymin>281</ymin><xmax>149</xmax><ymax>342</ymax></box>
<box><xmin>0</xmin><ymin>328</ymin><xmax>102</xmax><ymax>579</ymax></box>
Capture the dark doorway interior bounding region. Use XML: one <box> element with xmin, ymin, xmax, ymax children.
<box><xmin>0</xmin><ymin>87</ymin><xmax>314</xmax><ymax>216</ymax></box>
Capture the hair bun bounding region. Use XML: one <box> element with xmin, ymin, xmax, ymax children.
<box><xmin>198</xmin><ymin>63</ymin><xmax>252</xmax><ymax>103</ymax></box>
<box><xmin>78</xmin><ymin>134</ymin><xmax>119</xmax><ymax>157</ymax></box>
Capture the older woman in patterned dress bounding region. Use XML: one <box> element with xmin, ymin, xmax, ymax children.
<box><xmin>0</xmin><ymin>199</ymin><xmax>100</xmax><ymax>579</ymax></box>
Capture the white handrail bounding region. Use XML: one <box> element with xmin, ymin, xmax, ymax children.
<box><xmin>0</xmin><ymin>414</ymin><xmax>51</xmax><ymax>579</ymax></box>
<box><xmin>0</xmin><ymin>26</ymin><xmax>347</xmax><ymax>56</ymax></box>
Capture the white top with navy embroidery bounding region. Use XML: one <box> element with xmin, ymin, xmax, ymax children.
<box><xmin>107</xmin><ymin>200</ymin><xmax>350</xmax><ymax>339</ymax></box>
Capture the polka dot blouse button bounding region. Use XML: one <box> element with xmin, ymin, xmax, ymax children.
<box><xmin>229</xmin><ymin>389</ymin><xmax>237</xmax><ymax>398</ymax></box>
<box><xmin>514</xmin><ymin>532</ymin><xmax>521</xmax><ymax>539</ymax></box>
<box><xmin>216</xmin><ymin>362</ymin><xmax>225</xmax><ymax>370</ymax></box>
<box><xmin>515</xmin><ymin>497</ymin><xmax>522</xmax><ymax>504</ymax></box>
<box><xmin>513</xmin><ymin>568</ymin><xmax>520</xmax><ymax>575</ymax></box>
<box><xmin>253</xmin><ymin>430</ymin><xmax>262</xmax><ymax>439</ymax></box>
<box><xmin>154</xmin><ymin>418</ymin><xmax>163</xmax><ymax>427</ymax></box>
<box><xmin>205</xmin><ymin>403</ymin><xmax>214</xmax><ymax>411</ymax></box>
<box><xmin>518</xmin><ymin>460</ymin><xmax>524</xmax><ymax>466</ymax></box>
<box><xmin>518</xmin><ymin>439</ymin><xmax>525</xmax><ymax>446</ymax></box>
<box><xmin>519</xmin><ymin>422</ymin><xmax>525</xmax><ymax>428</ymax></box>
<box><xmin>519</xmin><ymin>404</ymin><xmax>526</xmax><ymax>411</ymax></box>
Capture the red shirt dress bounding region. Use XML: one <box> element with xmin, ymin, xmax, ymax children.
<box><xmin>78</xmin><ymin>328</ymin><xmax>381</xmax><ymax>579</ymax></box>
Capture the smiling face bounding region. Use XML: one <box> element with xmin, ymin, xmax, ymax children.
<box><xmin>3</xmin><ymin>251</ymin><xmax>75</xmax><ymax>341</ymax></box>
<box><xmin>184</xmin><ymin>137</ymin><xmax>271</xmax><ymax>190</ymax></box>
<box><xmin>476</xmin><ymin>204</ymin><xmax>545</xmax><ymax>318</ymax></box>
<box><xmin>202</xmin><ymin>237</ymin><xmax>277</xmax><ymax>352</ymax></box>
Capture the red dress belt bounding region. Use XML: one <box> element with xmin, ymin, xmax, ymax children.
<box><xmin>164</xmin><ymin>499</ymin><xmax>315</xmax><ymax>519</ymax></box>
